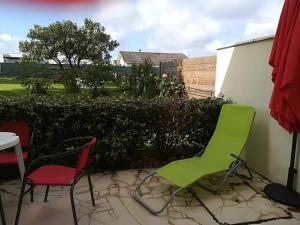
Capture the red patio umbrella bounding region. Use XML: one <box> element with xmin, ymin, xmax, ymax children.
<box><xmin>264</xmin><ymin>0</ymin><xmax>300</xmax><ymax>207</ymax></box>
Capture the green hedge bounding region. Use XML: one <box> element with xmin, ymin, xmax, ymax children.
<box><xmin>0</xmin><ymin>95</ymin><xmax>230</xmax><ymax>171</ymax></box>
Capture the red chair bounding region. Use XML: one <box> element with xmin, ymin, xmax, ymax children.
<box><xmin>0</xmin><ymin>121</ymin><xmax>36</xmax><ymax>165</ymax></box>
<box><xmin>14</xmin><ymin>136</ymin><xmax>97</xmax><ymax>225</ymax></box>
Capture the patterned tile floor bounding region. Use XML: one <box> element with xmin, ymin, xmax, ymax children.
<box><xmin>1</xmin><ymin>168</ymin><xmax>300</xmax><ymax>225</ymax></box>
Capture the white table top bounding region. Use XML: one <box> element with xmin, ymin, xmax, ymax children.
<box><xmin>0</xmin><ymin>132</ymin><xmax>20</xmax><ymax>151</ymax></box>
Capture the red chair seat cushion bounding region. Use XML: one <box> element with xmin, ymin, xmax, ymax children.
<box><xmin>27</xmin><ymin>165</ymin><xmax>76</xmax><ymax>185</ymax></box>
<box><xmin>0</xmin><ymin>152</ymin><xmax>28</xmax><ymax>165</ymax></box>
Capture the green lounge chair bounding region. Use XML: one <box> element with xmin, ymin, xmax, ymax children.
<box><xmin>133</xmin><ymin>104</ymin><xmax>256</xmax><ymax>214</ymax></box>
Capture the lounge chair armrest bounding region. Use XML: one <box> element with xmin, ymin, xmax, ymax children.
<box><xmin>192</xmin><ymin>141</ymin><xmax>205</xmax><ymax>157</ymax></box>
<box><xmin>230</xmin><ymin>153</ymin><xmax>247</xmax><ymax>164</ymax></box>
<box><xmin>230</xmin><ymin>153</ymin><xmax>242</xmax><ymax>160</ymax></box>
<box><xmin>193</xmin><ymin>149</ymin><xmax>205</xmax><ymax>157</ymax></box>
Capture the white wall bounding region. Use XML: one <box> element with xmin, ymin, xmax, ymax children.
<box><xmin>216</xmin><ymin>38</ymin><xmax>300</xmax><ymax>192</ymax></box>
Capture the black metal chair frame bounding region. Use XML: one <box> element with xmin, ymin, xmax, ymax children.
<box><xmin>0</xmin><ymin>192</ymin><xmax>6</xmax><ymax>225</ymax></box>
<box><xmin>14</xmin><ymin>137</ymin><xmax>96</xmax><ymax>225</ymax></box>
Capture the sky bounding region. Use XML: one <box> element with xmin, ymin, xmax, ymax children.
<box><xmin>0</xmin><ymin>0</ymin><xmax>284</xmax><ymax>60</ymax></box>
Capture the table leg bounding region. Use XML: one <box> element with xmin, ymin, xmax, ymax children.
<box><xmin>14</xmin><ymin>141</ymin><xmax>25</xmax><ymax>179</ymax></box>
<box><xmin>0</xmin><ymin>193</ymin><xmax>6</xmax><ymax>225</ymax></box>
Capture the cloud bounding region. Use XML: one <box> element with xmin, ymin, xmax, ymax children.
<box><xmin>244</xmin><ymin>1</ymin><xmax>283</xmax><ymax>39</ymax></box>
<box><xmin>0</xmin><ymin>0</ymin><xmax>283</xmax><ymax>56</ymax></box>
<box><xmin>200</xmin><ymin>0</ymin><xmax>261</xmax><ymax>19</ymax></box>
<box><xmin>93</xmin><ymin>0</ymin><xmax>283</xmax><ymax>57</ymax></box>
<box><xmin>0</xmin><ymin>34</ymin><xmax>22</xmax><ymax>53</ymax></box>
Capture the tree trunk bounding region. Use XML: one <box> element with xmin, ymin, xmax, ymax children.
<box><xmin>53</xmin><ymin>58</ymin><xmax>64</xmax><ymax>70</ymax></box>
<box><xmin>67</xmin><ymin>57</ymin><xmax>73</xmax><ymax>68</ymax></box>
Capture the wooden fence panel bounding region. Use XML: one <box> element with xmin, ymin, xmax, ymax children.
<box><xmin>181</xmin><ymin>56</ymin><xmax>216</xmax><ymax>96</ymax></box>
<box><xmin>160</xmin><ymin>56</ymin><xmax>216</xmax><ymax>98</ymax></box>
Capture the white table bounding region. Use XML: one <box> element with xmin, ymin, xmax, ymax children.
<box><xmin>0</xmin><ymin>132</ymin><xmax>25</xmax><ymax>179</ymax></box>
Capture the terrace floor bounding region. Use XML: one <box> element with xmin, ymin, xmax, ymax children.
<box><xmin>1</xmin><ymin>168</ymin><xmax>300</xmax><ymax>225</ymax></box>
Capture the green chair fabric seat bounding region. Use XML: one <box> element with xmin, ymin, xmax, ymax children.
<box><xmin>133</xmin><ymin>104</ymin><xmax>256</xmax><ymax>215</ymax></box>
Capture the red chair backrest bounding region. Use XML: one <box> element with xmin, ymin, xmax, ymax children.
<box><xmin>0</xmin><ymin>121</ymin><xmax>30</xmax><ymax>147</ymax></box>
<box><xmin>75</xmin><ymin>137</ymin><xmax>96</xmax><ymax>175</ymax></box>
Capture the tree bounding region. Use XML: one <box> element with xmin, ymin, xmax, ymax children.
<box><xmin>19</xmin><ymin>18</ymin><xmax>119</xmax><ymax>69</ymax></box>
<box><xmin>130</xmin><ymin>59</ymin><xmax>160</xmax><ymax>98</ymax></box>
<box><xmin>80</xmin><ymin>64</ymin><xmax>115</xmax><ymax>98</ymax></box>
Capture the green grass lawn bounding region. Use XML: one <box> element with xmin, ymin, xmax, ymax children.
<box><xmin>0</xmin><ymin>77</ymin><xmax>64</xmax><ymax>96</ymax></box>
<box><xmin>0</xmin><ymin>77</ymin><xmax>130</xmax><ymax>96</ymax></box>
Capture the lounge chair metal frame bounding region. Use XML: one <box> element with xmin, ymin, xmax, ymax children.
<box><xmin>133</xmin><ymin>104</ymin><xmax>255</xmax><ymax>215</ymax></box>
<box><xmin>132</xmin><ymin>152</ymin><xmax>253</xmax><ymax>215</ymax></box>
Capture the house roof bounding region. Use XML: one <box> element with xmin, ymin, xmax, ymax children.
<box><xmin>119</xmin><ymin>51</ymin><xmax>188</xmax><ymax>65</ymax></box>
<box><xmin>3</xmin><ymin>53</ymin><xmax>22</xmax><ymax>59</ymax></box>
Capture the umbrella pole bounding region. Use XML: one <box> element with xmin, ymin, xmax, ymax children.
<box><xmin>287</xmin><ymin>131</ymin><xmax>297</xmax><ymax>190</ymax></box>
<box><xmin>264</xmin><ymin>131</ymin><xmax>300</xmax><ymax>208</ymax></box>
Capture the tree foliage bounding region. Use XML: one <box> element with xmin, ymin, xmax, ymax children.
<box><xmin>19</xmin><ymin>18</ymin><xmax>119</xmax><ymax>69</ymax></box>
<box><xmin>130</xmin><ymin>59</ymin><xmax>160</xmax><ymax>98</ymax></box>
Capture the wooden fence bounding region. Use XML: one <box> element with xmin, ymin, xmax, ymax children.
<box><xmin>160</xmin><ymin>56</ymin><xmax>216</xmax><ymax>98</ymax></box>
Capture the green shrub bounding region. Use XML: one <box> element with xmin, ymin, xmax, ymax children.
<box><xmin>0</xmin><ymin>95</ymin><xmax>230</xmax><ymax>171</ymax></box>
<box><xmin>80</xmin><ymin>64</ymin><xmax>115</xmax><ymax>98</ymax></box>
<box><xmin>21</xmin><ymin>78</ymin><xmax>52</xmax><ymax>95</ymax></box>
<box><xmin>16</xmin><ymin>63</ymin><xmax>53</xmax><ymax>94</ymax></box>
<box><xmin>62</xmin><ymin>69</ymin><xmax>81</xmax><ymax>93</ymax></box>
<box><xmin>130</xmin><ymin>59</ymin><xmax>160</xmax><ymax>98</ymax></box>
<box><xmin>62</xmin><ymin>65</ymin><xmax>116</xmax><ymax>97</ymax></box>
<box><xmin>159</xmin><ymin>74</ymin><xmax>187</xmax><ymax>98</ymax></box>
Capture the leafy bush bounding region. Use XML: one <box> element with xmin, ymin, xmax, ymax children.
<box><xmin>0</xmin><ymin>95</ymin><xmax>230</xmax><ymax>171</ymax></box>
<box><xmin>62</xmin><ymin>65</ymin><xmax>115</xmax><ymax>97</ymax></box>
<box><xmin>159</xmin><ymin>74</ymin><xmax>187</xmax><ymax>98</ymax></box>
<box><xmin>80</xmin><ymin>64</ymin><xmax>115</xmax><ymax>98</ymax></box>
<box><xmin>130</xmin><ymin>59</ymin><xmax>160</xmax><ymax>98</ymax></box>
<box><xmin>16</xmin><ymin>63</ymin><xmax>53</xmax><ymax>94</ymax></box>
<box><xmin>62</xmin><ymin>69</ymin><xmax>81</xmax><ymax>93</ymax></box>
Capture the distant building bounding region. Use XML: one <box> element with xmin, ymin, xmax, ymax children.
<box><xmin>0</xmin><ymin>53</ymin><xmax>57</xmax><ymax>64</ymax></box>
<box><xmin>0</xmin><ymin>53</ymin><xmax>69</xmax><ymax>76</ymax></box>
<box><xmin>116</xmin><ymin>51</ymin><xmax>188</xmax><ymax>67</ymax></box>
<box><xmin>0</xmin><ymin>53</ymin><xmax>22</xmax><ymax>63</ymax></box>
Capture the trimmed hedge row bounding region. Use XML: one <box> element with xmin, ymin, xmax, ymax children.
<box><xmin>0</xmin><ymin>95</ymin><xmax>230</xmax><ymax>171</ymax></box>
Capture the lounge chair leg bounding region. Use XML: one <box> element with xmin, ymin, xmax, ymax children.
<box><xmin>242</xmin><ymin>163</ymin><xmax>253</xmax><ymax>180</ymax></box>
<box><xmin>87</xmin><ymin>173</ymin><xmax>95</xmax><ymax>207</ymax></box>
<box><xmin>230</xmin><ymin>153</ymin><xmax>253</xmax><ymax>180</ymax></box>
<box><xmin>197</xmin><ymin>160</ymin><xmax>243</xmax><ymax>194</ymax></box>
<box><xmin>133</xmin><ymin>171</ymin><xmax>184</xmax><ymax>215</ymax></box>
<box><xmin>201</xmin><ymin>154</ymin><xmax>254</xmax><ymax>193</ymax></box>
<box><xmin>15</xmin><ymin>181</ymin><xmax>26</xmax><ymax>225</ymax></box>
<box><xmin>70</xmin><ymin>183</ymin><xmax>78</xmax><ymax>225</ymax></box>
<box><xmin>44</xmin><ymin>186</ymin><xmax>50</xmax><ymax>202</ymax></box>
